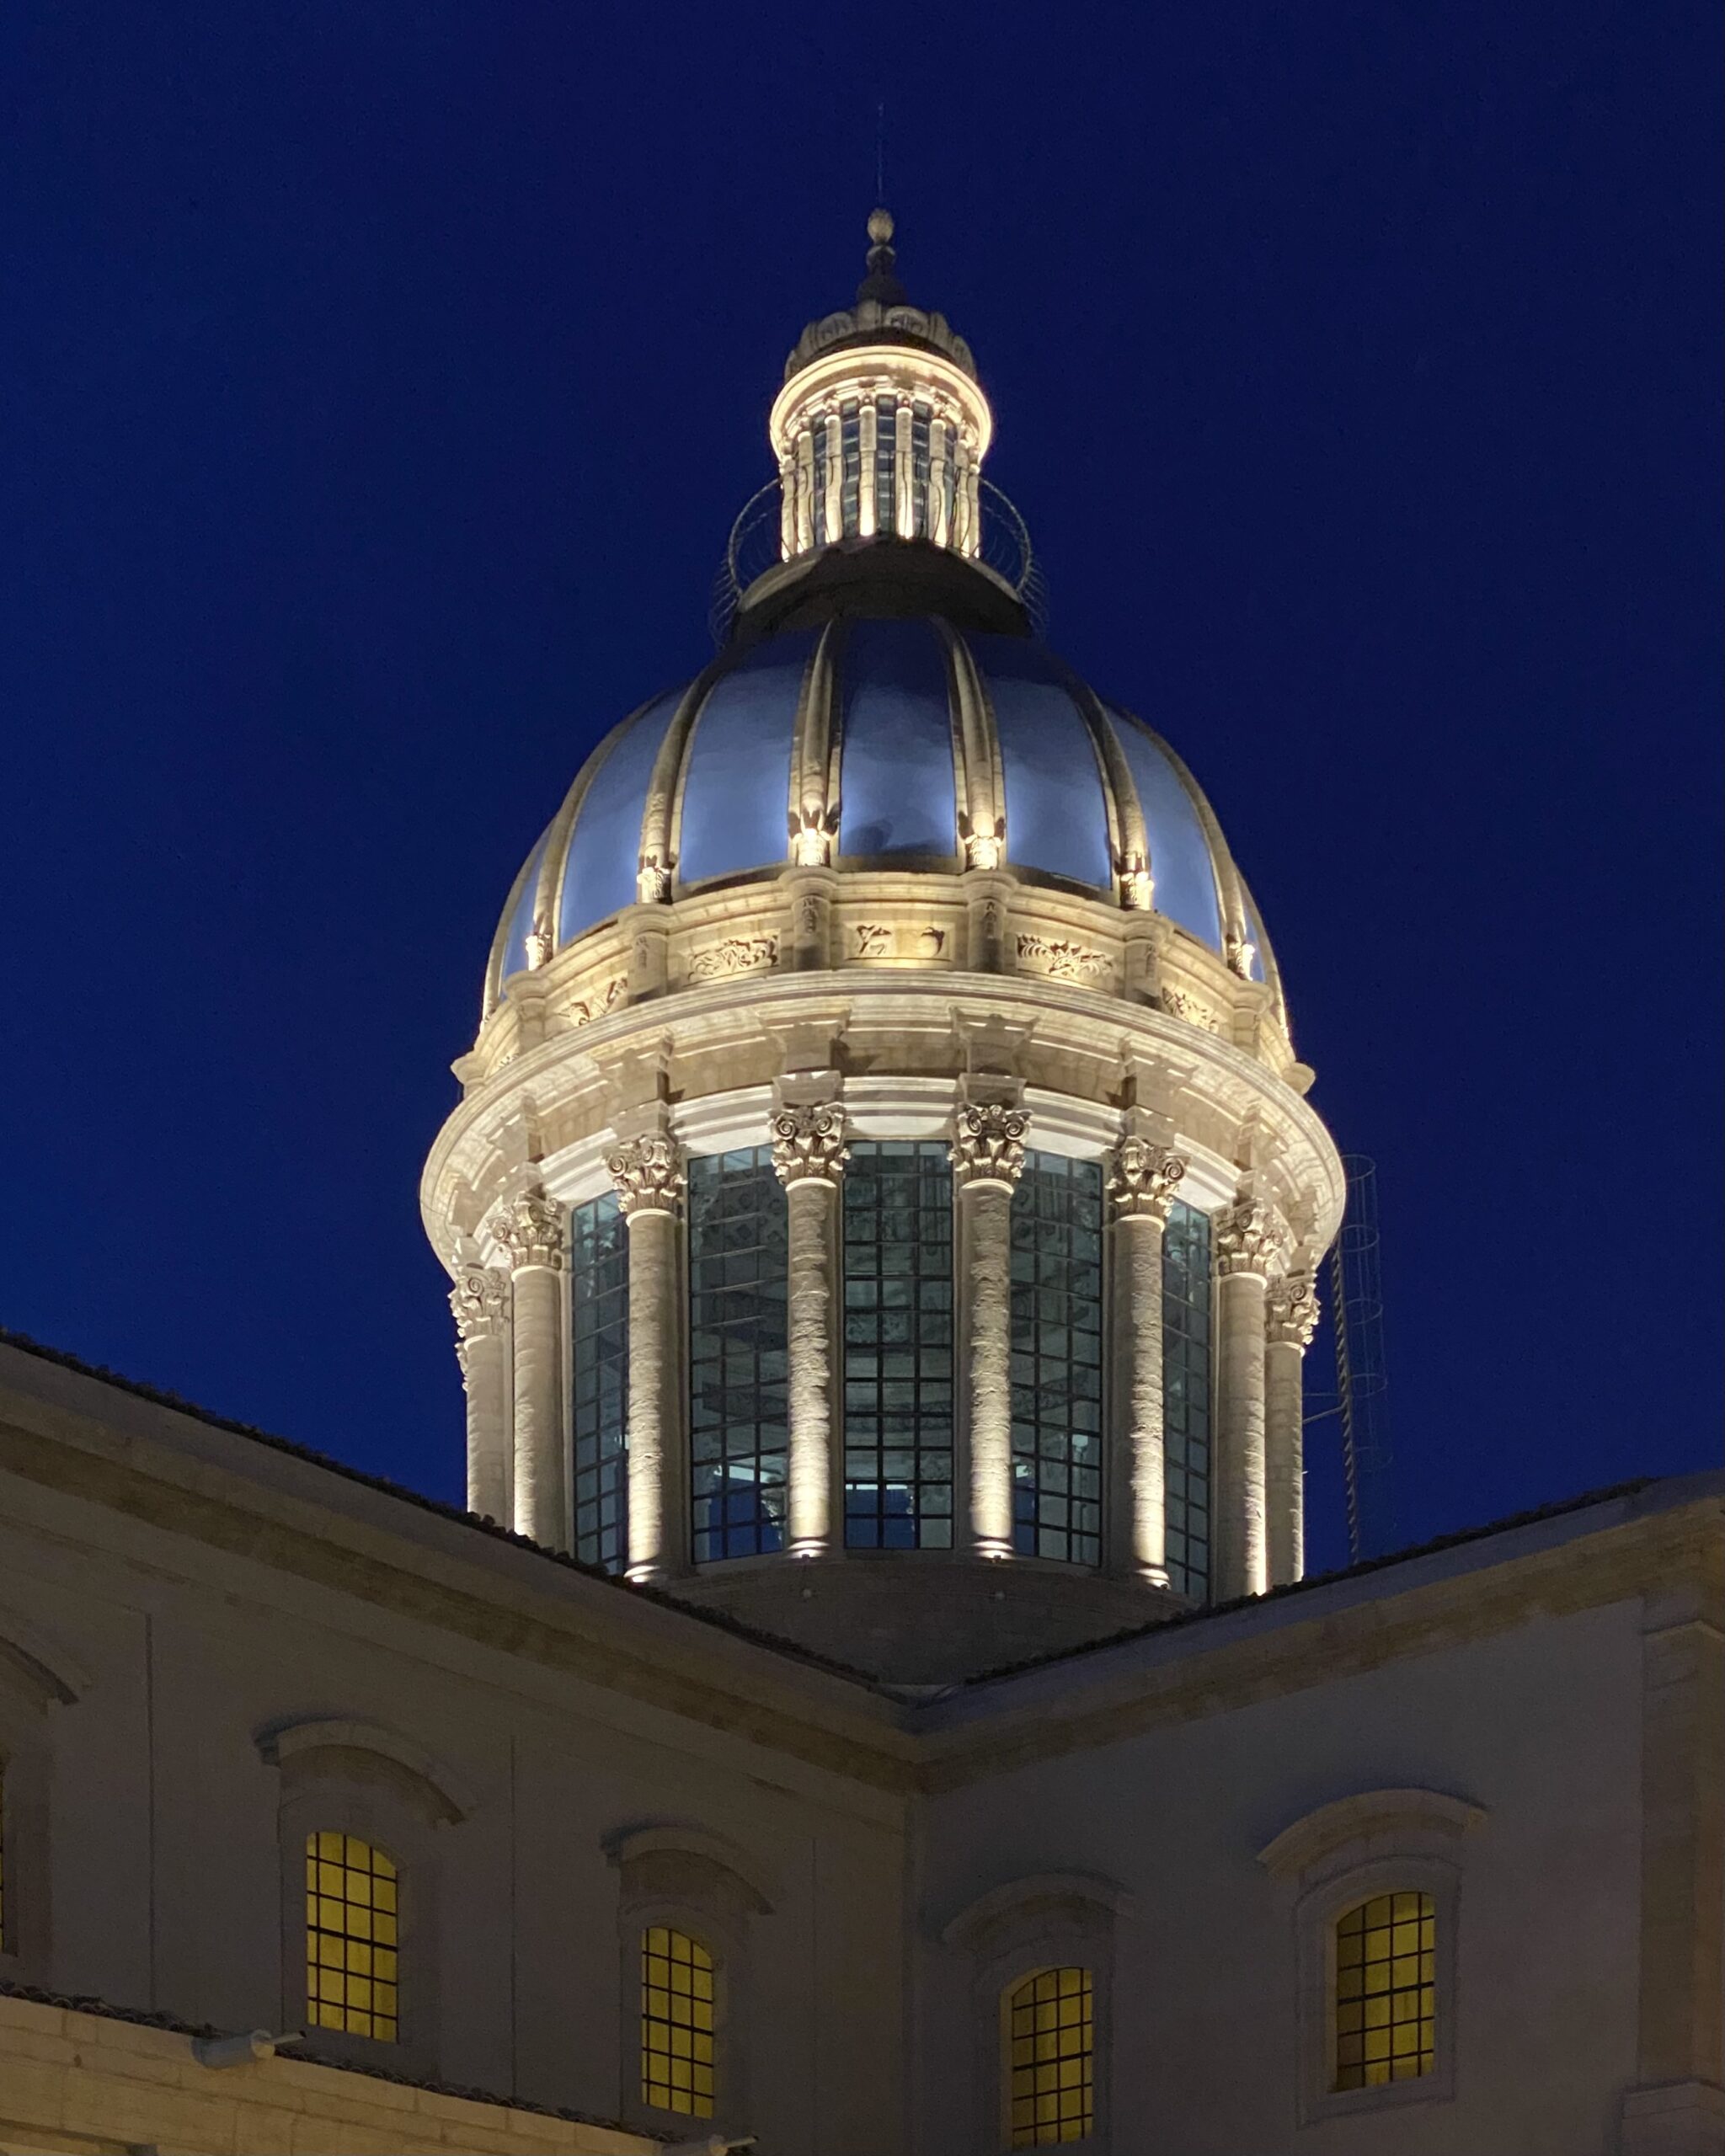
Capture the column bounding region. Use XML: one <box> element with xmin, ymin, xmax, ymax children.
<box><xmin>1265</xmin><ymin>1270</ymin><xmax>1320</xmax><ymax>1588</ymax></box>
<box><xmin>1104</xmin><ymin>1139</ymin><xmax>1188</xmax><ymax>1586</ymax></box>
<box><xmin>771</xmin><ymin>1101</ymin><xmax>848</xmax><ymax>1558</ymax></box>
<box><xmin>606</xmin><ymin>1133</ymin><xmax>687</xmax><ymax>1583</ymax></box>
<box><xmin>493</xmin><ymin>1188</ymin><xmax>568</xmax><ymax>1550</ymax></box>
<box><xmin>951</xmin><ymin>1101</ymin><xmax>1029</xmax><ymax>1559</ymax></box>
<box><xmin>450</xmin><ymin>1262</ymin><xmax>510</xmax><ymax>1523</ymax></box>
<box><xmin>1213</xmin><ymin>1196</ymin><xmax>1286</xmax><ymax>1601</ymax></box>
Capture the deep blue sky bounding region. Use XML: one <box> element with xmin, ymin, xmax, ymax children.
<box><xmin>1</xmin><ymin>3</ymin><xmax>1717</xmax><ymax>1576</ymax></box>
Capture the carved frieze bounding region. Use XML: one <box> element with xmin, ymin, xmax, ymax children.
<box><xmin>1162</xmin><ymin>987</ymin><xmax>1222</xmax><ymax>1034</ymax></box>
<box><xmin>1016</xmin><ymin>932</ymin><xmax>1112</xmax><ymax>985</ymax></box>
<box><xmin>852</xmin><ymin>921</ymin><xmax>948</xmax><ymax>961</ymax></box>
<box><xmin>687</xmin><ymin>936</ymin><xmax>778</xmax><ymax>983</ymax></box>
<box><xmin>1106</xmin><ymin>1137</ymin><xmax>1188</xmax><ymax>1222</ymax></box>
<box><xmin>771</xmin><ymin>1102</ymin><xmax>849</xmax><ymax>1187</ymax></box>
<box><xmin>563</xmin><ymin>974</ymin><xmax>628</xmax><ymax>1029</ymax></box>
<box><xmin>949</xmin><ymin>1102</ymin><xmax>1030</xmax><ymax>1189</ymax></box>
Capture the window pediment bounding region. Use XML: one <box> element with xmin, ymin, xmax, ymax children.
<box><xmin>255</xmin><ymin>1717</ymin><xmax>475</xmax><ymax>1826</ymax></box>
<box><xmin>1257</xmin><ymin>1786</ymin><xmax>1486</xmax><ymax>1884</ymax></box>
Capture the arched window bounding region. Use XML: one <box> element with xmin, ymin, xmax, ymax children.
<box><xmin>305</xmin><ymin>1832</ymin><xmax>399</xmax><ymax>2042</ymax></box>
<box><xmin>1006</xmin><ymin>1964</ymin><xmax>1094</xmax><ymax>2146</ymax></box>
<box><xmin>641</xmin><ymin>1924</ymin><xmax>716</xmax><ymax>2117</ymax></box>
<box><xmin>1334</xmin><ymin>1891</ymin><xmax>1434</xmax><ymax>2089</ymax></box>
<box><xmin>1010</xmin><ymin>1155</ymin><xmax>1104</xmax><ymax>1565</ymax></box>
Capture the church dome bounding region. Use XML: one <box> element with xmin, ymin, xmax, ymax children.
<box><xmin>484</xmin><ymin>616</ymin><xmax>1279</xmax><ymax>1022</ymax></box>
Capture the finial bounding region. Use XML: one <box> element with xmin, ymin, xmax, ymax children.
<box><xmin>867</xmin><ymin>206</ymin><xmax>894</xmax><ymax>248</ymax></box>
<box><xmin>858</xmin><ymin>205</ymin><xmax>905</xmax><ymax>307</ymax></box>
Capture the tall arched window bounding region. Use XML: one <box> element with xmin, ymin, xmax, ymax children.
<box><xmin>641</xmin><ymin>1924</ymin><xmax>716</xmax><ymax>2117</ymax></box>
<box><xmin>570</xmin><ymin>1191</ymin><xmax>629</xmax><ymax>1572</ymax></box>
<box><xmin>1334</xmin><ymin>1891</ymin><xmax>1434</xmax><ymax>2089</ymax></box>
<box><xmin>689</xmin><ymin>1148</ymin><xmax>789</xmax><ymax>1561</ymax></box>
<box><xmin>1010</xmin><ymin>1155</ymin><xmax>1104</xmax><ymax>1565</ymax></box>
<box><xmin>1006</xmin><ymin>1965</ymin><xmax>1094</xmax><ymax>2145</ymax></box>
<box><xmin>305</xmin><ymin>1831</ymin><xmax>399</xmax><ymax>2042</ymax></box>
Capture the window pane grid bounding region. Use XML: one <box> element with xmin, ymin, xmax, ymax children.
<box><xmin>304</xmin><ymin>1833</ymin><xmax>398</xmax><ymax>2042</ymax></box>
<box><xmin>690</xmin><ymin>1149</ymin><xmax>789</xmax><ymax>1561</ymax></box>
<box><xmin>1008</xmin><ymin>1965</ymin><xmax>1094</xmax><ymax>2146</ymax></box>
<box><xmin>1162</xmin><ymin>1200</ymin><xmax>1212</xmax><ymax>1598</ymax></box>
<box><xmin>641</xmin><ymin>1925</ymin><xmax>715</xmax><ymax>2117</ymax></box>
<box><xmin>1010</xmin><ymin>1156</ymin><xmax>1104</xmax><ymax>1566</ymax></box>
<box><xmin>1334</xmin><ymin>1892</ymin><xmax>1436</xmax><ymax>2089</ymax></box>
<box><xmin>571</xmin><ymin>1193</ymin><xmax>629</xmax><ymax>1573</ymax></box>
<box><xmin>842</xmin><ymin>1142</ymin><xmax>954</xmax><ymax>1549</ymax></box>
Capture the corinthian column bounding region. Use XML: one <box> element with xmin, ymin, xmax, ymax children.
<box><xmin>771</xmin><ymin>1101</ymin><xmax>848</xmax><ymax>1557</ymax></box>
<box><xmin>1213</xmin><ymin>1197</ymin><xmax>1288</xmax><ymax>1601</ymax></box>
<box><xmin>450</xmin><ymin>1262</ymin><xmax>510</xmax><ymax>1524</ymax></box>
<box><xmin>606</xmin><ymin>1133</ymin><xmax>686</xmax><ymax>1583</ymax></box>
<box><xmin>1105</xmin><ymin>1138</ymin><xmax>1188</xmax><ymax>1586</ymax></box>
<box><xmin>951</xmin><ymin>1101</ymin><xmax>1029</xmax><ymax>1560</ymax></box>
<box><xmin>1265</xmin><ymin>1270</ymin><xmax>1320</xmax><ymax>1588</ymax></box>
<box><xmin>493</xmin><ymin>1189</ymin><xmax>567</xmax><ymax>1550</ymax></box>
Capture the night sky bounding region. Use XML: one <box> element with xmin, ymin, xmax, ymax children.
<box><xmin>2</xmin><ymin>3</ymin><xmax>1717</xmax><ymax>1578</ymax></box>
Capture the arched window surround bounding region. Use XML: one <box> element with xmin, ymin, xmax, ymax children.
<box><xmin>606</xmin><ymin>1824</ymin><xmax>774</xmax><ymax>2139</ymax></box>
<box><xmin>258</xmin><ymin>1717</ymin><xmax>473</xmax><ymax>2079</ymax></box>
<box><xmin>940</xmin><ymin>1871</ymin><xmax>1129</xmax><ymax>2153</ymax></box>
<box><xmin>1258</xmin><ymin>1786</ymin><xmax>1485</xmax><ymax>2125</ymax></box>
<box><xmin>0</xmin><ymin>1608</ymin><xmax>84</xmax><ymax>1984</ymax></box>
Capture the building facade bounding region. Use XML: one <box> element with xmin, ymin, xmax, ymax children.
<box><xmin>0</xmin><ymin>217</ymin><xmax>1719</xmax><ymax>2156</ymax></box>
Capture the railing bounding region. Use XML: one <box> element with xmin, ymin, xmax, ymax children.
<box><xmin>708</xmin><ymin>478</ymin><xmax>1049</xmax><ymax>644</ymax></box>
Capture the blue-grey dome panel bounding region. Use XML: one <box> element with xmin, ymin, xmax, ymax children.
<box><xmin>499</xmin><ymin>828</ymin><xmax>551</xmax><ymax>982</ymax></box>
<box><xmin>558</xmin><ymin>689</ymin><xmax>682</xmax><ymax>944</ymax></box>
<box><xmin>677</xmin><ymin>630</ymin><xmax>816</xmax><ymax>885</ymax></box>
<box><xmin>970</xmin><ymin>636</ymin><xmax>1112</xmax><ymax>888</ymax></box>
<box><xmin>836</xmin><ymin>618</ymin><xmax>958</xmax><ymax>858</ymax></box>
<box><xmin>1105</xmin><ymin>707</ymin><xmax>1223</xmax><ymax>951</ymax></box>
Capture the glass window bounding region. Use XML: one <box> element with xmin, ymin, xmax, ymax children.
<box><xmin>305</xmin><ymin>1832</ymin><xmax>398</xmax><ymax>2042</ymax></box>
<box><xmin>970</xmin><ymin>637</ymin><xmax>1114</xmax><ymax>889</ymax></box>
<box><xmin>1162</xmin><ymin>1200</ymin><xmax>1213</xmax><ymax>1600</ymax></box>
<box><xmin>558</xmin><ymin>690</ymin><xmax>683</xmax><ymax>944</ymax></box>
<box><xmin>843</xmin><ymin>1142</ymin><xmax>954</xmax><ymax>1549</ymax></box>
<box><xmin>641</xmin><ymin>1925</ymin><xmax>716</xmax><ymax>2117</ymax></box>
<box><xmin>689</xmin><ymin>1149</ymin><xmax>788</xmax><ymax>1561</ymax></box>
<box><xmin>1103</xmin><ymin>707</ymin><xmax>1225</xmax><ymax>951</ymax></box>
<box><xmin>1011</xmin><ymin>1155</ymin><xmax>1104</xmax><ymax>1566</ymax></box>
<box><xmin>570</xmin><ymin>1193</ymin><xmax>629</xmax><ymax>1574</ymax></box>
<box><xmin>840</xmin><ymin>402</ymin><xmax>861</xmax><ymax>532</ymax></box>
<box><xmin>836</xmin><ymin>618</ymin><xmax>959</xmax><ymax>859</ymax></box>
<box><xmin>498</xmin><ymin>830</ymin><xmax>550</xmax><ymax>985</ymax></box>
<box><xmin>1334</xmin><ymin>1892</ymin><xmax>1435</xmax><ymax>2089</ymax></box>
<box><xmin>676</xmin><ymin>631</ymin><xmax>815</xmax><ymax>887</ymax></box>
<box><xmin>1007</xmin><ymin>1965</ymin><xmax>1094</xmax><ymax>2146</ymax></box>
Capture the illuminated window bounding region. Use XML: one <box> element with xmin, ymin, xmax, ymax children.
<box><xmin>1334</xmin><ymin>1892</ymin><xmax>1435</xmax><ymax>2089</ymax></box>
<box><xmin>842</xmin><ymin>1141</ymin><xmax>954</xmax><ymax>1548</ymax></box>
<box><xmin>1007</xmin><ymin>1966</ymin><xmax>1094</xmax><ymax>2145</ymax></box>
<box><xmin>305</xmin><ymin>1832</ymin><xmax>398</xmax><ymax>2042</ymax></box>
<box><xmin>570</xmin><ymin>1192</ymin><xmax>629</xmax><ymax>1573</ymax></box>
<box><xmin>1010</xmin><ymin>1155</ymin><xmax>1104</xmax><ymax>1566</ymax></box>
<box><xmin>689</xmin><ymin>1149</ymin><xmax>788</xmax><ymax>1561</ymax></box>
<box><xmin>641</xmin><ymin>1925</ymin><xmax>716</xmax><ymax>2117</ymax></box>
<box><xmin>1162</xmin><ymin>1199</ymin><xmax>1212</xmax><ymax>1598</ymax></box>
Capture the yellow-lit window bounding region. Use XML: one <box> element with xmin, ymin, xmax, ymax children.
<box><xmin>640</xmin><ymin>1925</ymin><xmax>715</xmax><ymax>2116</ymax></box>
<box><xmin>1007</xmin><ymin>1966</ymin><xmax>1093</xmax><ymax>2146</ymax></box>
<box><xmin>305</xmin><ymin>1832</ymin><xmax>398</xmax><ymax>2042</ymax></box>
<box><xmin>1334</xmin><ymin>1891</ymin><xmax>1434</xmax><ymax>2089</ymax></box>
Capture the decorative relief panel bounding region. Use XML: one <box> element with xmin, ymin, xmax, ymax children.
<box><xmin>563</xmin><ymin>974</ymin><xmax>628</xmax><ymax>1028</ymax></box>
<box><xmin>686</xmin><ymin>935</ymin><xmax>778</xmax><ymax>983</ymax></box>
<box><xmin>1162</xmin><ymin>986</ymin><xmax>1223</xmax><ymax>1034</ymax></box>
<box><xmin>1016</xmin><ymin>932</ymin><xmax>1112</xmax><ymax>985</ymax></box>
<box><xmin>852</xmin><ymin>921</ymin><xmax>948</xmax><ymax>961</ymax></box>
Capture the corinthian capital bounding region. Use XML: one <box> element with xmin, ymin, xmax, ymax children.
<box><xmin>449</xmin><ymin>1263</ymin><xmax>509</xmax><ymax>1367</ymax></box>
<box><xmin>606</xmin><ymin>1134</ymin><xmax>685</xmax><ymax>1219</ymax></box>
<box><xmin>1106</xmin><ymin>1136</ymin><xmax>1188</xmax><ymax>1221</ymax></box>
<box><xmin>1215</xmin><ymin>1197</ymin><xmax>1290</xmax><ymax>1278</ymax></box>
<box><xmin>491</xmin><ymin>1187</ymin><xmax>564</xmax><ymax>1271</ymax></box>
<box><xmin>949</xmin><ymin>1102</ymin><xmax>1030</xmax><ymax>1190</ymax></box>
<box><xmin>1268</xmin><ymin>1270</ymin><xmax>1322</xmax><ymax>1348</ymax></box>
<box><xmin>771</xmin><ymin>1102</ymin><xmax>848</xmax><ymax>1187</ymax></box>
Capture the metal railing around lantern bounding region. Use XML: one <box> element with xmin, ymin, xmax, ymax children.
<box><xmin>708</xmin><ymin>477</ymin><xmax>1049</xmax><ymax>644</ymax></box>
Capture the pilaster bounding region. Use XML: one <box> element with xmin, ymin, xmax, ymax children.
<box><xmin>1265</xmin><ymin>1269</ymin><xmax>1319</xmax><ymax>1588</ymax></box>
<box><xmin>449</xmin><ymin>1260</ymin><xmax>511</xmax><ymax>1524</ymax></box>
<box><xmin>492</xmin><ymin>1187</ymin><xmax>568</xmax><ymax>1551</ymax></box>
<box><xmin>606</xmin><ymin>1122</ymin><xmax>688</xmax><ymax>1584</ymax></box>
<box><xmin>771</xmin><ymin>1091</ymin><xmax>848</xmax><ymax>1557</ymax></box>
<box><xmin>951</xmin><ymin>1093</ymin><xmax>1029</xmax><ymax>1560</ymax></box>
<box><xmin>1104</xmin><ymin>1137</ymin><xmax>1187</xmax><ymax>1586</ymax></box>
<box><xmin>1212</xmin><ymin>1193</ymin><xmax>1288</xmax><ymax>1601</ymax></box>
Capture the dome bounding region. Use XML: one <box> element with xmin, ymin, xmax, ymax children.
<box><xmin>484</xmin><ymin>615</ymin><xmax>1278</xmax><ymax>1021</ymax></box>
